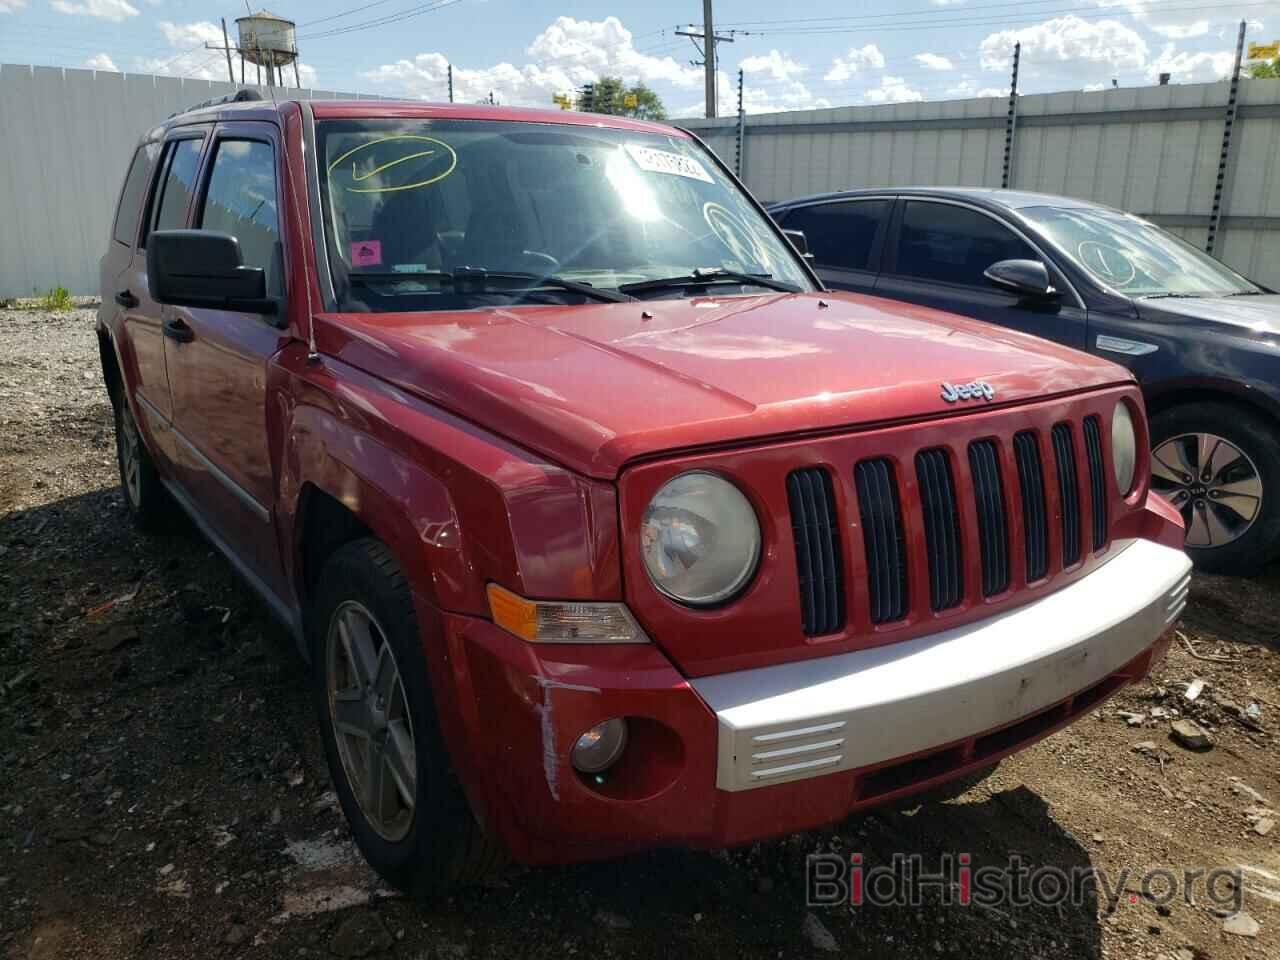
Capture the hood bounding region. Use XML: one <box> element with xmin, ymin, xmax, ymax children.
<box><xmin>316</xmin><ymin>291</ymin><xmax>1130</xmax><ymax>479</ymax></box>
<box><xmin>1137</xmin><ymin>293</ymin><xmax>1280</xmax><ymax>337</ymax></box>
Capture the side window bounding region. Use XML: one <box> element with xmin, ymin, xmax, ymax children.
<box><xmin>150</xmin><ymin>138</ymin><xmax>204</xmax><ymax>238</ymax></box>
<box><xmin>198</xmin><ymin>139</ymin><xmax>281</xmax><ymax>292</ymax></box>
<box><xmin>112</xmin><ymin>142</ymin><xmax>160</xmax><ymax>247</ymax></box>
<box><xmin>894</xmin><ymin>201</ymin><xmax>1036</xmax><ymax>287</ymax></box>
<box><xmin>780</xmin><ymin>200</ymin><xmax>889</xmax><ymax>271</ymax></box>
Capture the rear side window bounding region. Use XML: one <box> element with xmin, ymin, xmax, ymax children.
<box><xmin>112</xmin><ymin>143</ymin><xmax>160</xmax><ymax>247</ymax></box>
<box><xmin>781</xmin><ymin>200</ymin><xmax>889</xmax><ymax>271</ymax></box>
<box><xmin>894</xmin><ymin>200</ymin><xmax>1036</xmax><ymax>287</ymax></box>
<box><xmin>198</xmin><ymin>139</ymin><xmax>281</xmax><ymax>292</ymax></box>
<box><xmin>150</xmin><ymin>138</ymin><xmax>204</xmax><ymax>238</ymax></box>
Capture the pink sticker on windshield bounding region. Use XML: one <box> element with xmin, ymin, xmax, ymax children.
<box><xmin>351</xmin><ymin>240</ymin><xmax>382</xmax><ymax>267</ymax></box>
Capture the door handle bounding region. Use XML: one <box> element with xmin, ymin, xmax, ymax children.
<box><xmin>114</xmin><ymin>290</ymin><xmax>139</xmax><ymax>308</ymax></box>
<box><xmin>163</xmin><ymin>317</ymin><xmax>195</xmax><ymax>344</ymax></box>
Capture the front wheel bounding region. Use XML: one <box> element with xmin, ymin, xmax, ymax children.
<box><xmin>311</xmin><ymin>538</ymin><xmax>504</xmax><ymax>896</ymax></box>
<box><xmin>1149</xmin><ymin>402</ymin><xmax>1280</xmax><ymax>575</ymax></box>
<box><xmin>114</xmin><ymin>401</ymin><xmax>170</xmax><ymax>531</ymax></box>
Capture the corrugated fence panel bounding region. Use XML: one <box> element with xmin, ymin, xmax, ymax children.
<box><xmin>685</xmin><ymin>79</ymin><xmax>1280</xmax><ymax>290</ymax></box>
<box><xmin>0</xmin><ymin>64</ymin><xmax>376</xmax><ymax>297</ymax></box>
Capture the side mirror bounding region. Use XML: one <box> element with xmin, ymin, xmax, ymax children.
<box><xmin>147</xmin><ymin>230</ymin><xmax>277</xmax><ymax>314</ymax></box>
<box><xmin>783</xmin><ymin>228</ymin><xmax>813</xmax><ymax>259</ymax></box>
<box><xmin>984</xmin><ymin>258</ymin><xmax>1058</xmax><ymax>299</ymax></box>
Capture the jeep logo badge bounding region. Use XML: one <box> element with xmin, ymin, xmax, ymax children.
<box><xmin>940</xmin><ymin>380</ymin><xmax>995</xmax><ymax>403</ymax></box>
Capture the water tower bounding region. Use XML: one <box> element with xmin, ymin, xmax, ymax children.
<box><xmin>235</xmin><ymin>10</ymin><xmax>299</xmax><ymax>87</ymax></box>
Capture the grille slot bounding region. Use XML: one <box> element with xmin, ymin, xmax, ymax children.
<box><xmin>786</xmin><ymin>468</ymin><xmax>845</xmax><ymax>636</ymax></box>
<box><xmin>1052</xmin><ymin>423</ymin><xmax>1081</xmax><ymax>566</ymax></box>
<box><xmin>915</xmin><ymin>448</ymin><xmax>964</xmax><ymax>611</ymax></box>
<box><xmin>968</xmin><ymin>440</ymin><xmax>1010</xmax><ymax>597</ymax></box>
<box><xmin>1082</xmin><ymin>416</ymin><xmax>1108</xmax><ymax>551</ymax></box>
<box><xmin>1014</xmin><ymin>431</ymin><xmax>1049</xmax><ymax>582</ymax></box>
<box><xmin>854</xmin><ymin>459</ymin><xmax>908</xmax><ymax>623</ymax></box>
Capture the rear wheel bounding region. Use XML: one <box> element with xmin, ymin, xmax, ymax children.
<box><xmin>114</xmin><ymin>401</ymin><xmax>169</xmax><ymax>531</ymax></box>
<box><xmin>311</xmin><ymin>538</ymin><xmax>504</xmax><ymax>896</ymax></box>
<box><xmin>1149</xmin><ymin>403</ymin><xmax>1280</xmax><ymax>575</ymax></box>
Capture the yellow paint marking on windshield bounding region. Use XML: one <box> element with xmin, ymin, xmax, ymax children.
<box><xmin>352</xmin><ymin>151</ymin><xmax>435</xmax><ymax>182</ymax></box>
<box><xmin>327</xmin><ymin>134</ymin><xmax>457</xmax><ymax>193</ymax></box>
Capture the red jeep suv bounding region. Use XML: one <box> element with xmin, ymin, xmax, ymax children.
<box><xmin>97</xmin><ymin>92</ymin><xmax>1189</xmax><ymax>895</ymax></box>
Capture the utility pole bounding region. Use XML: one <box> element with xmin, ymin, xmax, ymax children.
<box><xmin>447</xmin><ymin>63</ymin><xmax>454</xmax><ymax>103</ymax></box>
<box><xmin>220</xmin><ymin>18</ymin><xmax>236</xmax><ymax>83</ymax></box>
<box><xmin>1207</xmin><ymin>20</ymin><xmax>1248</xmax><ymax>256</ymax></box>
<box><xmin>676</xmin><ymin>1</ymin><xmax>734</xmax><ymax>118</ymax></box>
<box><xmin>735</xmin><ymin>68</ymin><xmax>745</xmax><ymax>177</ymax></box>
<box><xmin>1001</xmin><ymin>42</ymin><xmax>1020</xmax><ymax>189</ymax></box>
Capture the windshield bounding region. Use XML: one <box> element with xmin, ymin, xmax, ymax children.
<box><xmin>316</xmin><ymin>118</ymin><xmax>814</xmax><ymax>312</ymax></box>
<box><xmin>1019</xmin><ymin>205</ymin><xmax>1260</xmax><ymax>298</ymax></box>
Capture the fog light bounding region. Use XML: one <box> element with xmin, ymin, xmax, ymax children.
<box><xmin>571</xmin><ymin>718</ymin><xmax>628</xmax><ymax>774</ymax></box>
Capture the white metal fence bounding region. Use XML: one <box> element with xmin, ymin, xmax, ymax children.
<box><xmin>682</xmin><ymin>80</ymin><xmax>1280</xmax><ymax>291</ymax></box>
<box><xmin>2</xmin><ymin>64</ymin><xmax>1278</xmax><ymax>296</ymax></box>
<box><xmin>0</xmin><ymin>64</ymin><xmax>378</xmax><ymax>299</ymax></box>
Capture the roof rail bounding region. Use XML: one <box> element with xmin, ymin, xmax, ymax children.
<box><xmin>168</xmin><ymin>88</ymin><xmax>265</xmax><ymax>119</ymax></box>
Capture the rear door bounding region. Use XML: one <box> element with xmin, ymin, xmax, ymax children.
<box><xmin>116</xmin><ymin>131</ymin><xmax>208</xmax><ymax>464</ymax></box>
<box><xmin>874</xmin><ymin>198</ymin><xmax>1088</xmax><ymax>350</ymax></box>
<box><xmin>162</xmin><ymin>121</ymin><xmax>292</xmax><ymax>596</ymax></box>
<box><xmin>775</xmin><ymin>198</ymin><xmax>891</xmax><ymax>295</ymax></box>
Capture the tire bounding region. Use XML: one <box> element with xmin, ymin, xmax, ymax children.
<box><xmin>311</xmin><ymin>538</ymin><xmax>504</xmax><ymax>896</ymax></box>
<box><xmin>114</xmin><ymin>400</ymin><xmax>170</xmax><ymax>531</ymax></box>
<box><xmin>1149</xmin><ymin>402</ymin><xmax>1280</xmax><ymax>575</ymax></box>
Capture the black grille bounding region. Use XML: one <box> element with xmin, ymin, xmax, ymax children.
<box><xmin>854</xmin><ymin>459</ymin><xmax>908</xmax><ymax>624</ymax></box>
<box><xmin>786</xmin><ymin>468</ymin><xmax>845</xmax><ymax>636</ymax></box>
<box><xmin>968</xmin><ymin>440</ymin><xmax>1010</xmax><ymax>597</ymax></box>
<box><xmin>915</xmin><ymin>449</ymin><xmax>964</xmax><ymax>611</ymax></box>
<box><xmin>1082</xmin><ymin>416</ymin><xmax>1108</xmax><ymax>551</ymax></box>
<box><xmin>1052</xmin><ymin>423</ymin><xmax>1081</xmax><ymax>566</ymax></box>
<box><xmin>1014</xmin><ymin>431</ymin><xmax>1049</xmax><ymax>582</ymax></box>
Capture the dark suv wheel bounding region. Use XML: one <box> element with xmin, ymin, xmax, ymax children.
<box><xmin>1149</xmin><ymin>402</ymin><xmax>1280</xmax><ymax>575</ymax></box>
<box><xmin>311</xmin><ymin>538</ymin><xmax>505</xmax><ymax>896</ymax></box>
<box><xmin>114</xmin><ymin>401</ymin><xmax>170</xmax><ymax>530</ymax></box>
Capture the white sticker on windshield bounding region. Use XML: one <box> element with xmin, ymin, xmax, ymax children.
<box><xmin>624</xmin><ymin>143</ymin><xmax>714</xmax><ymax>183</ymax></box>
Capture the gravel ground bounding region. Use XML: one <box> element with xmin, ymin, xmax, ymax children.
<box><xmin>2</xmin><ymin>307</ymin><xmax>1278</xmax><ymax>960</ymax></box>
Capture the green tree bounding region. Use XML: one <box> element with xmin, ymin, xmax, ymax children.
<box><xmin>576</xmin><ymin>76</ymin><xmax>667</xmax><ymax>120</ymax></box>
<box><xmin>1247</xmin><ymin>58</ymin><xmax>1279</xmax><ymax>79</ymax></box>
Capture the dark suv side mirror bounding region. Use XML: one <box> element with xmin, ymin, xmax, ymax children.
<box><xmin>783</xmin><ymin>229</ymin><xmax>813</xmax><ymax>259</ymax></box>
<box><xmin>984</xmin><ymin>259</ymin><xmax>1058</xmax><ymax>299</ymax></box>
<box><xmin>147</xmin><ymin>230</ymin><xmax>277</xmax><ymax>315</ymax></box>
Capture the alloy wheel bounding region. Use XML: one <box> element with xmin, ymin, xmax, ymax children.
<box><xmin>1151</xmin><ymin>433</ymin><xmax>1263</xmax><ymax>549</ymax></box>
<box><xmin>326</xmin><ymin>600</ymin><xmax>417</xmax><ymax>842</ymax></box>
<box><xmin>120</xmin><ymin>409</ymin><xmax>142</xmax><ymax>507</ymax></box>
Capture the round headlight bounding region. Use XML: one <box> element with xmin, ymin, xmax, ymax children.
<box><xmin>641</xmin><ymin>471</ymin><xmax>761</xmax><ymax>606</ymax></box>
<box><xmin>1112</xmin><ymin>402</ymin><xmax>1137</xmax><ymax>495</ymax></box>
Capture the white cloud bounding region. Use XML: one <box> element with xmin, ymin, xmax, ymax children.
<box><xmin>732</xmin><ymin>55</ymin><xmax>831</xmax><ymax>115</ymax></box>
<box><xmin>0</xmin><ymin>0</ymin><xmax>28</xmax><ymax>13</ymax></box>
<box><xmin>1151</xmin><ymin>20</ymin><xmax>1209</xmax><ymax>39</ymax></box>
<box><xmin>1084</xmin><ymin>81</ymin><xmax>1108</xmax><ymax>91</ymax></box>
<box><xmin>51</xmin><ymin>0</ymin><xmax>138</xmax><ymax>21</ymax></box>
<box><xmin>863</xmin><ymin>76</ymin><xmax>924</xmax><ymax>104</ymax></box>
<box><xmin>914</xmin><ymin>53</ymin><xmax>955</xmax><ymax>71</ymax></box>
<box><xmin>157</xmin><ymin>19</ymin><xmax>222</xmax><ymax>48</ymax></box>
<box><xmin>363</xmin><ymin>16</ymin><xmax>702</xmax><ymax>107</ymax></box>
<box><xmin>740</xmin><ymin>50</ymin><xmax>808</xmax><ymax>83</ymax></box>
<box><xmin>84</xmin><ymin>52</ymin><xmax>119</xmax><ymax>72</ymax></box>
<box><xmin>824</xmin><ymin>44</ymin><xmax>886</xmax><ymax>83</ymax></box>
<box><xmin>1148</xmin><ymin>44</ymin><xmax>1235</xmax><ymax>83</ymax></box>
<box><xmin>947</xmin><ymin>77</ymin><xmax>1009</xmax><ymax>98</ymax></box>
<box><xmin>979</xmin><ymin>15</ymin><xmax>1148</xmax><ymax>73</ymax></box>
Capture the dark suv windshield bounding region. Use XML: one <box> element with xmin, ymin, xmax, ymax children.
<box><xmin>316</xmin><ymin>118</ymin><xmax>814</xmax><ymax>312</ymax></box>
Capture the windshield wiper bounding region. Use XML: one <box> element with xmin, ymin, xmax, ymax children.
<box><xmin>619</xmin><ymin>268</ymin><xmax>801</xmax><ymax>296</ymax></box>
<box><xmin>348</xmin><ymin>269</ymin><xmax>634</xmax><ymax>304</ymax></box>
<box><xmin>1223</xmin><ymin>290</ymin><xmax>1264</xmax><ymax>297</ymax></box>
<box><xmin>1139</xmin><ymin>293</ymin><xmax>1212</xmax><ymax>300</ymax></box>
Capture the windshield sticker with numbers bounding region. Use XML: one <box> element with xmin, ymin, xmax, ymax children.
<box><xmin>624</xmin><ymin>143</ymin><xmax>714</xmax><ymax>183</ymax></box>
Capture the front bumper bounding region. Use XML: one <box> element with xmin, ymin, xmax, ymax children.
<box><xmin>436</xmin><ymin>537</ymin><xmax>1189</xmax><ymax>865</ymax></box>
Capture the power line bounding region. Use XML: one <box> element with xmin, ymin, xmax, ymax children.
<box><xmin>297</xmin><ymin>0</ymin><xmax>464</xmax><ymax>41</ymax></box>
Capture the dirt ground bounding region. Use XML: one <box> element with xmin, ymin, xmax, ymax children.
<box><xmin>1</xmin><ymin>307</ymin><xmax>1277</xmax><ymax>960</ymax></box>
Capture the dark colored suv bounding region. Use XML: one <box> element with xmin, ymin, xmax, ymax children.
<box><xmin>770</xmin><ymin>188</ymin><xmax>1280</xmax><ymax>574</ymax></box>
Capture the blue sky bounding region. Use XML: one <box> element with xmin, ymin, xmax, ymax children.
<box><xmin>0</xmin><ymin>1</ymin><xmax>1272</xmax><ymax>116</ymax></box>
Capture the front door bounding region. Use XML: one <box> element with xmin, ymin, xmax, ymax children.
<box><xmin>874</xmin><ymin>199</ymin><xmax>1088</xmax><ymax>350</ymax></box>
<box><xmin>162</xmin><ymin>122</ymin><xmax>292</xmax><ymax>597</ymax></box>
<box><xmin>775</xmin><ymin>198</ymin><xmax>891</xmax><ymax>295</ymax></box>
